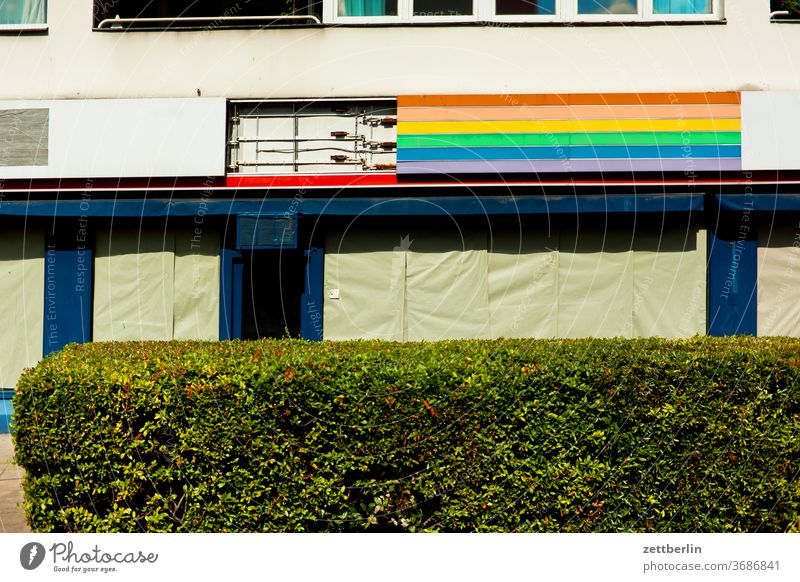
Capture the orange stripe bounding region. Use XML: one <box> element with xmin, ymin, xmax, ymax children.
<box><xmin>398</xmin><ymin>92</ymin><xmax>741</xmax><ymax>107</ymax></box>
<box><xmin>398</xmin><ymin>104</ymin><xmax>741</xmax><ymax>122</ymax></box>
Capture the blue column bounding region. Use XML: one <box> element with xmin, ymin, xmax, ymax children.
<box><xmin>219</xmin><ymin>248</ymin><xmax>243</xmax><ymax>340</ymax></box>
<box><xmin>707</xmin><ymin>222</ymin><xmax>758</xmax><ymax>336</ymax></box>
<box><xmin>300</xmin><ymin>247</ymin><xmax>324</xmax><ymax>341</ymax></box>
<box><xmin>43</xmin><ymin>235</ymin><xmax>93</xmax><ymax>356</ymax></box>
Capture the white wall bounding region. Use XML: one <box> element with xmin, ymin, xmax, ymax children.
<box><xmin>0</xmin><ymin>1</ymin><xmax>797</xmax><ymax>101</ymax></box>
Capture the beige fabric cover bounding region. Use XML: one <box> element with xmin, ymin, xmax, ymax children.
<box><xmin>94</xmin><ymin>227</ymin><xmax>220</xmax><ymax>342</ymax></box>
<box><xmin>324</xmin><ymin>224</ymin><xmax>707</xmax><ymax>341</ymax></box>
<box><xmin>0</xmin><ymin>228</ymin><xmax>44</xmax><ymax>388</ymax></box>
<box><xmin>557</xmin><ymin>228</ymin><xmax>635</xmax><ymax>338</ymax></box>
<box><xmin>94</xmin><ymin>228</ymin><xmax>175</xmax><ymax>341</ymax></box>
<box><xmin>405</xmin><ymin>231</ymin><xmax>490</xmax><ymax>341</ymax></box>
<box><xmin>757</xmin><ymin>226</ymin><xmax>800</xmax><ymax>336</ymax></box>
<box><xmin>632</xmin><ymin>228</ymin><xmax>707</xmax><ymax>338</ymax></box>
<box><xmin>174</xmin><ymin>229</ymin><xmax>220</xmax><ymax>340</ymax></box>
<box><xmin>488</xmin><ymin>229</ymin><xmax>558</xmax><ymax>338</ymax></box>
<box><xmin>323</xmin><ymin>229</ymin><xmax>406</xmax><ymax>341</ymax></box>
<box><xmin>488</xmin><ymin>226</ymin><xmax>705</xmax><ymax>339</ymax></box>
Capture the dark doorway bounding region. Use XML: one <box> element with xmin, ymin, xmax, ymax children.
<box><xmin>241</xmin><ymin>250</ymin><xmax>304</xmax><ymax>339</ymax></box>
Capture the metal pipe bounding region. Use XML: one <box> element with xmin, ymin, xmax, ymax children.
<box><xmin>231</xmin><ymin>98</ymin><xmax>393</xmax><ymax>104</ymax></box>
<box><xmin>770</xmin><ymin>10</ymin><xmax>791</xmax><ymax>18</ymax></box>
<box><xmin>235</xmin><ymin>137</ymin><xmax>363</xmax><ymax>143</ymax></box>
<box><xmin>97</xmin><ymin>15</ymin><xmax>321</xmax><ymax>29</ymax></box>
<box><xmin>234</xmin><ymin>161</ymin><xmax>362</xmax><ymax>167</ymax></box>
<box><xmin>237</xmin><ymin>113</ymin><xmax>366</xmax><ymax>119</ymax></box>
<box><xmin>256</xmin><ymin>148</ymin><xmax>395</xmax><ymax>154</ymax></box>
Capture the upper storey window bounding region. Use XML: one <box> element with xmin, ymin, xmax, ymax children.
<box><xmin>94</xmin><ymin>0</ymin><xmax>322</xmax><ymax>29</ymax></box>
<box><xmin>91</xmin><ymin>0</ymin><xmax>719</xmax><ymax>26</ymax></box>
<box><xmin>328</xmin><ymin>0</ymin><xmax>719</xmax><ymax>21</ymax></box>
<box><xmin>771</xmin><ymin>0</ymin><xmax>800</xmax><ymax>21</ymax></box>
<box><xmin>0</xmin><ymin>0</ymin><xmax>46</xmax><ymax>30</ymax></box>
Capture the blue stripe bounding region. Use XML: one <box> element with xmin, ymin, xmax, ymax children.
<box><xmin>398</xmin><ymin>145</ymin><xmax>742</xmax><ymax>162</ymax></box>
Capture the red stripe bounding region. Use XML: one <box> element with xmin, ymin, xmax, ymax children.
<box><xmin>225</xmin><ymin>174</ymin><xmax>399</xmax><ymax>188</ymax></box>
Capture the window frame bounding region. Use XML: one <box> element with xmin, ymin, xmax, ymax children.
<box><xmin>488</xmin><ymin>0</ymin><xmax>562</xmax><ymax>23</ymax></box>
<box><xmin>0</xmin><ymin>0</ymin><xmax>47</xmax><ymax>31</ymax></box>
<box><xmin>325</xmin><ymin>0</ymin><xmax>482</xmax><ymax>23</ymax></box>
<box><xmin>0</xmin><ymin>23</ymin><xmax>47</xmax><ymax>31</ymax></box>
<box><xmin>567</xmin><ymin>0</ymin><xmax>644</xmax><ymax>22</ymax></box>
<box><xmin>326</xmin><ymin>0</ymin><xmax>722</xmax><ymax>23</ymax></box>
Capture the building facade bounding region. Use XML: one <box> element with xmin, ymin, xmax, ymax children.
<box><xmin>2</xmin><ymin>0</ymin><xmax>800</xmax><ymax>430</ymax></box>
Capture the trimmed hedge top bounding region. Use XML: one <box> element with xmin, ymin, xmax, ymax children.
<box><xmin>12</xmin><ymin>337</ymin><xmax>800</xmax><ymax>532</ymax></box>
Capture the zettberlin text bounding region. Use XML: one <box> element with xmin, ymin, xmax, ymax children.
<box><xmin>643</xmin><ymin>544</ymin><xmax>702</xmax><ymax>554</ymax></box>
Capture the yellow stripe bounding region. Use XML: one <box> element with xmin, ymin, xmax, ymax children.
<box><xmin>398</xmin><ymin>119</ymin><xmax>741</xmax><ymax>135</ymax></box>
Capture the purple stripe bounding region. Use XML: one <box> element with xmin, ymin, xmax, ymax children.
<box><xmin>397</xmin><ymin>158</ymin><xmax>742</xmax><ymax>174</ymax></box>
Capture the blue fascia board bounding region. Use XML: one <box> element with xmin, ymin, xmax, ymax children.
<box><xmin>0</xmin><ymin>194</ymin><xmax>703</xmax><ymax>217</ymax></box>
<box><xmin>716</xmin><ymin>194</ymin><xmax>800</xmax><ymax>213</ymax></box>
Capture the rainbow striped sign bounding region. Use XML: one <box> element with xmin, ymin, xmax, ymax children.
<box><xmin>397</xmin><ymin>93</ymin><xmax>742</xmax><ymax>175</ymax></box>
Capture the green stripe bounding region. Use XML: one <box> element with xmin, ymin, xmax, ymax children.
<box><xmin>397</xmin><ymin>132</ymin><xmax>742</xmax><ymax>148</ymax></box>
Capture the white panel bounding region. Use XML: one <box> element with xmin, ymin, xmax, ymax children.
<box><xmin>742</xmin><ymin>92</ymin><xmax>800</xmax><ymax>171</ymax></box>
<box><xmin>0</xmin><ymin>228</ymin><xmax>44</xmax><ymax>388</ymax></box>
<box><xmin>757</xmin><ymin>225</ymin><xmax>800</xmax><ymax>337</ymax></box>
<box><xmin>0</xmin><ymin>98</ymin><xmax>226</xmax><ymax>179</ymax></box>
<box><xmin>94</xmin><ymin>228</ymin><xmax>175</xmax><ymax>341</ymax></box>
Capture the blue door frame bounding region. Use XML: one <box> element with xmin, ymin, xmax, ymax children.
<box><xmin>220</xmin><ymin>248</ymin><xmax>243</xmax><ymax>340</ymax></box>
<box><xmin>300</xmin><ymin>247</ymin><xmax>324</xmax><ymax>341</ymax></box>
<box><xmin>219</xmin><ymin>246</ymin><xmax>324</xmax><ymax>342</ymax></box>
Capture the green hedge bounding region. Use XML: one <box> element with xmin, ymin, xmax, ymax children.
<box><xmin>12</xmin><ymin>337</ymin><xmax>800</xmax><ymax>532</ymax></box>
